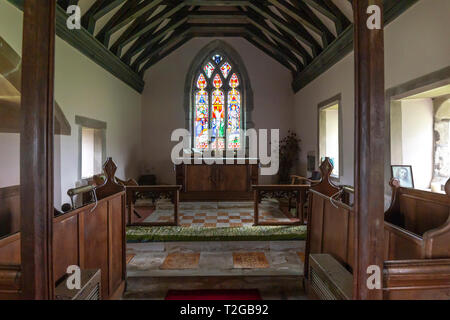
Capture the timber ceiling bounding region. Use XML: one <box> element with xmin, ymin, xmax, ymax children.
<box><xmin>10</xmin><ymin>0</ymin><xmax>419</xmax><ymax>93</ymax></box>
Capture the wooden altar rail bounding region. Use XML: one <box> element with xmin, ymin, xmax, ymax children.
<box><xmin>0</xmin><ymin>158</ymin><xmax>127</xmax><ymax>300</ymax></box>
<box><xmin>251</xmin><ymin>185</ymin><xmax>308</xmax><ymax>226</ymax></box>
<box><xmin>125</xmin><ymin>185</ymin><xmax>181</xmax><ymax>226</ymax></box>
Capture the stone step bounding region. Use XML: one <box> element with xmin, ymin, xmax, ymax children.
<box><xmin>127</xmin><ymin>240</ymin><xmax>305</xmax><ymax>253</ymax></box>
<box><xmin>124</xmin><ymin>276</ymin><xmax>306</xmax><ymax>300</ymax></box>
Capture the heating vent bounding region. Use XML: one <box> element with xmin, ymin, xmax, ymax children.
<box><xmin>308</xmin><ymin>254</ymin><xmax>353</xmax><ymax>300</ymax></box>
<box><xmin>55</xmin><ymin>269</ymin><xmax>101</xmax><ymax>300</ymax></box>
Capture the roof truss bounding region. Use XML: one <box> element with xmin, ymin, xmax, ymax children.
<box><xmin>9</xmin><ymin>0</ymin><xmax>419</xmax><ymax>93</ymax></box>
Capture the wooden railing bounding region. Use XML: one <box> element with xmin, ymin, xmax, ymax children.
<box><xmin>125</xmin><ymin>185</ymin><xmax>181</xmax><ymax>226</ymax></box>
<box><xmin>252</xmin><ymin>184</ymin><xmax>309</xmax><ymax>226</ymax></box>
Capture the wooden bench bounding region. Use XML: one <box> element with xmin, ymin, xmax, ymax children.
<box><xmin>0</xmin><ymin>158</ymin><xmax>127</xmax><ymax>300</ymax></box>
<box><xmin>305</xmin><ymin>158</ymin><xmax>450</xmax><ymax>299</ymax></box>
<box><xmin>384</xmin><ymin>178</ymin><xmax>450</xmax><ymax>260</ymax></box>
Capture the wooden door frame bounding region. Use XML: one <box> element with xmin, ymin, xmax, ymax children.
<box><xmin>20</xmin><ymin>0</ymin><xmax>56</xmax><ymax>300</ymax></box>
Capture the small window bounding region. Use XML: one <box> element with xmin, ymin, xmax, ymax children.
<box><xmin>76</xmin><ymin>116</ymin><xmax>106</xmax><ymax>179</ymax></box>
<box><xmin>318</xmin><ymin>95</ymin><xmax>342</xmax><ymax>178</ymax></box>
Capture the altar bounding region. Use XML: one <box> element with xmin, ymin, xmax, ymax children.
<box><xmin>175</xmin><ymin>159</ymin><xmax>259</xmax><ymax>201</ymax></box>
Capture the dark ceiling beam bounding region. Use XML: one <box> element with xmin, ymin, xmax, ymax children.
<box><xmin>186</xmin><ymin>10</ymin><xmax>247</xmax><ymax>23</ymax></box>
<box><xmin>123</xmin><ymin>13</ymin><xmax>189</xmax><ymax>65</ymax></box>
<box><xmin>131</xmin><ymin>25</ymin><xmax>191</xmax><ymax>70</ymax></box>
<box><xmin>96</xmin><ymin>0</ymin><xmax>166</xmax><ymax>46</ymax></box>
<box><xmin>118</xmin><ymin>2</ymin><xmax>187</xmax><ymax>51</ymax></box>
<box><xmin>246</xmin><ymin>11</ymin><xmax>312</xmax><ymax>64</ymax></box>
<box><xmin>58</xmin><ymin>0</ymin><xmax>79</xmax><ymax>11</ymax></box>
<box><xmin>244</xmin><ymin>35</ymin><xmax>296</xmax><ymax>73</ymax></box>
<box><xmin>247</xmin><ymin>26</ymin><xmax>302</xmax><ymax>71</ymax></box>
<box><xmin>266</xmin><ymin>0</ymin><xmax>333</xmax><ymax>46</ymax></box>
<box><xmin>303</xmin><ymin>0</ymin><xmax>350</xmax><ymax>34</ymax></box>
<box><xmin>183</xmin><ymin>0</ymin><xmax>250</xmax><ymax>5</ymax></box>
<box><xmin>109</xmin><ymin>5</ymin><xmax>160</xmax><ymax>55</ymax></box>
<box><xmin>247</xmin><ymin>1</ymin><xmax>321</xmax><ymax>56</ymax></box>
<box><xmin>140</xmin><ymin>35</ymin><xmax>194</xmax><ymax>73</ymax></box>
<box><xmin>81</xmin><ymin>0</ymin><xmax>126</xmax><ymax>34</ymax></box>
<box><xmin>138</xmin><ymin>30</ymin><xmax>193</xmax><ymax>73</ymax></box>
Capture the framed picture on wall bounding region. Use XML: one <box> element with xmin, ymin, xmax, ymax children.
<box><xmin>391</xmin><ymin>165</ymin><xmax>414</xmax><ymax>188</ymax></box>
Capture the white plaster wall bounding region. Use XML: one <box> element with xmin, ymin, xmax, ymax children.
<box><xmin>293</xmin><ymin>0</ymin><xmax>450</xmax><ymax>187</ymax></box>
<box><xmin>141</xmin><ymin>37</ymin><xmax>295</xmax><ymax>184</ymax></box>
<box><xmin>0</xmin><ymin>1</ymin><xmax>142</xmax><ymax>207</ymax></box>
<box><xmin>400</xmin><ymin>99</ymin><xmax>434</xmax><ymax>189</ymax></box>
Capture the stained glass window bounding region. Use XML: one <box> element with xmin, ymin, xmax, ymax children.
<box><xmin>192</xmin><ymin>56</ymin><xmax>243</xmax><ymax>151</ymax></box>
<box><xmin>227</xmin><ymin>73</ymin><xmax>241</xmax><ymax>149</ymax></box>
<box><xmin>203</xmin><ymin>62</ymin><xmax>215</xmax><ymax>78</ymax></box>
<box><xmin>220</xmin><ymin>62</ymin><xmax>232</xmax><ymax>79</ymax></box>
<box><xmin>212</xmin><ymin>54</ymin><xmax>223</xmax><ymax>64</ymax></box>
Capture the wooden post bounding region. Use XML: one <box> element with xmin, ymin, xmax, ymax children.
<box><xmin>20</xmin><ymin>0</ymin><xmax>56</xmax><ymax>299</ymax></box>
<box><xmin>353</xmin><ymin>0</ymin><xmax>385</xmax><ymax>300</ymax></box>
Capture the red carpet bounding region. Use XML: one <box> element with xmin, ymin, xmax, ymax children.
<box><xmin>165</xmin><ymin>289</ymin><xmax>262</xmax><ymax>300</ymax></box>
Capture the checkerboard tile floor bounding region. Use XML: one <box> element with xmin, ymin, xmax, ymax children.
<box><xmin>140</xmin><ymin>200</ymin><xmax>297</xmax><ymax>227</ymax></box>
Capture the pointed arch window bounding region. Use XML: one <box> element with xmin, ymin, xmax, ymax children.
<box><xmin>193</xmin><ymin>53</ymin><xmax>243</xmax><ymax>151</ymax></box>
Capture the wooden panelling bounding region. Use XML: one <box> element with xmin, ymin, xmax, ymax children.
<box><xmin>52</xmin><ymin>214</ymin><xmax>79</xmax><ymax>282</ymax></box>
<box><xmin>0</xmin><ymin>186</ymin><xmax>20</xmax><ymax>238</ymax></box>
<box><xmin>186</xmin><ymin>165</ymin><xmax>214</xmax><ymax>192</ymax></box>
<box><xmin>0</xmin><ymin>233</ymin><xmax>20</xmax><ymax>265</ymax></box>
<box><xmin>108</xmin><ymin>195</ymin><xmax>124</xmax><ymax>293</ymax></box>
<box><xmin>179</xmin><ymin>162</ymin><xmax>258</xmax><ymax>201</ymax></box>
<box><xmin>217</xmin><ymin>165</ymin><xmax>248</xmax><ymax>192</ymax></box>
<box><xmin>384</xmin><ymin>259</ymin><xmax>450</xmax><ymax>300</ymax></box>
<box><xmin>82</xmin><ymin>201</ymin><xmax>109</xmax><ymax>299</ymax></box>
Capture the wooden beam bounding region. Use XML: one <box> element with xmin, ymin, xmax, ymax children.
<box><xmin>54</xmin><ymin>5</ymin><xmax>144</xmax><ymax>92</ymax></box>
<box><xmin>292</xmin><ymin>0</ymin><xmax>420</xmax><ymax>93</ymax></box>
<box><xmin>139</xmin><ymin>31</ymin><xmax>192</xmax><ymax>73</ymax></box>
<box><xmin>117</xmin><ymin>2</ymin><xmax>187</xmax><ymax>51</ymax></box>
<box><xmin>96</xmin><ymin>0</ymin><xmax>144</xmax><ymax>46</ymax></box>
<box><xmin>244</xmin><ymin>35</ymin><xmax>296</xmax><ymax>73</ymax></box>
<box><xmin>81</xmin><ymin>0</ymin><xmax>126</xmax><ymax>34</ymax></box>
<box><xmin>247</xmin><ymin>26</ymin><xmax>302</xmax><ymax>70</ymax></box>
<box><xmin>247</xmin><ymin>1</ymin><xmax>320</xmax><ymax>56</ymax></box>
<box><xmin>126</xmin><ymin>15</ymin><xmax>189</xmax><ymax>67</ymax></box>
<box><xmin>303</xmin><ymin>0</ymin><xmax>351</xmax><ymax>34</ymax></box>
<box><xmin>266</xmin><ymin>0</ymin><xmax>334</xmax><ymax>46</ymax></box>
<box><xmin>353</xmin><ymin>0</ymin><xmax>385</xmax><ymax>300</ymax></box>
<box><xmin>140</xmin><ymin>35</ymin><xmax>194</xmax><ymax>73</ymax></box>
<box><xmin>246</xmin><ymin>10</ymin><xmax>312</xmax><ymax>63</ymax></box>
<box><xmin>20</xmin><ymin>0</ymin><xmax>55</xmax><ymax>300</ymax></box>
<box><xmin>58</xmin><ymin>0</ymin><xmax>79</xmax><ymax>11</ymax></box>
<box><xmin>109</xmin><ymin>5</ymin><xmax>159</xmax><ymax>55</ymax></box>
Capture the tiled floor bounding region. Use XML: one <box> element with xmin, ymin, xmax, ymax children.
<box><xmin>138</xmin><ymin>200</ymin><xmax>297</xmax><ymax>227</ymax></box>
<box><xmin>125</xmin><ymin>241</ymin><xmax>307</xmax><ymax>300</ymax></box>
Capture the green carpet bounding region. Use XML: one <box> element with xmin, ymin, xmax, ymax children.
<box><xmin>126</xmin><ymin>225</ymin><xmax>307</xmax><ymax>242</ymax></box>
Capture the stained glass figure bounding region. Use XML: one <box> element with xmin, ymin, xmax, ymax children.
<box><xmin>227</xmin><ymin>89</ymin><xmax>241</xmax><ymax>149</ymax></box>
<box><xmin>194</xmin><ymin>90</ymin><xmax>209</xmax><ymax>149</ymax></box>
<box><xmin>203</xmin><ymin>62</ymin><xmax>215</xmax><ymax>78</ymax></box>
<box><xmin>212</xmin><ymin>54</ymin><xmax>223</xmax><ymax>64</ymax></box>
<box><xmin>213</xmin><ymin>73</ymin><xmax>223</xmax><ymax>89</ymax></box>
<box><xmin>220</xmin><ymin>62</ymin><xmax>232</xmax><ymax>79</ymax></box>
<box><xmin>197</xmin><ymin>73</ymin><xmax>207</xmax><ymax>89</ymax></box>
<box><xmin>229</xmin><ymin>73</ymin><xmax>239</xmax><ymax>88</ymax></box>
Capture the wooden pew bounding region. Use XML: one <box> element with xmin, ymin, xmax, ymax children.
<box><xmin>305</xmin><ymin>158</ymin><xmax>450</xmax><ymax>299</ymax></box>
<box><xmin>384</xmin><ymin>178</ymin><xmax>450</xmax><ymax>260</ymax></box>
<box><xmin>0</xmin><ymin>158</ymin><xmax>127</xmax><ymax>300</ymax></box>
<box><xmin>304</xmin><ymin>158</ymin><xmax>355</xmax><ymax>280</ymax></box>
